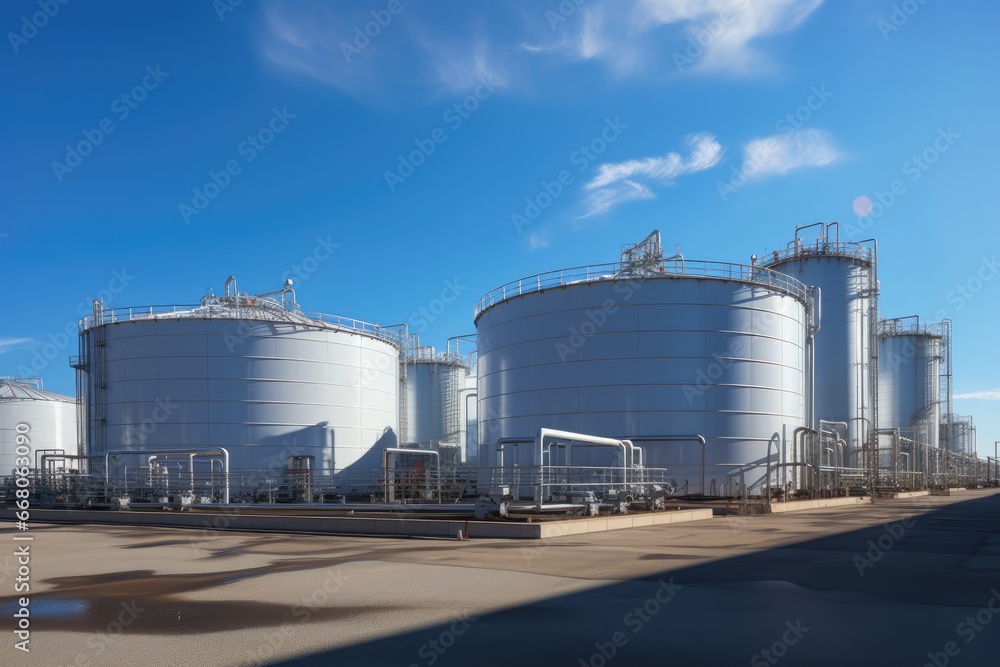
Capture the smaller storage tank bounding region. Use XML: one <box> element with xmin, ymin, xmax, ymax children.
<box><xmin>877</xmin><ymin>317</ymin><xmax>942</xmax><ymax>449</ymax></box>
<box><xmin>762</xmin><ymin>223</ymin><xmax>876</xmax><ymax>454</ymax></box>
<box><xmin>0</xmin><ymin>377</ymin><xmax>79</xmax><ymax>475</ymax></box>
<box><xmin>941</xmin><ymin>413</ymin><xmax>975</xmax><ymax>454</ymax></box>
<box><xmin>405</xmin><ymin>344</ymin><xmax>473</xmax><ymax>462</ymax></box>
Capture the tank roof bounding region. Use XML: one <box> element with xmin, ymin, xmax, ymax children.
<box><xmin>79</xmin><ymin>278</ymin><xmax>404</xmax><ymax>347</ymax></box>
<box><xmin>0</xmin><ymin>380</ymin><xmax>74</xmax><ymax>403</ymax></box>
<box><xmin>475</xmin><ymin>258</ymin><xmax>809</xmax><ymax>320</ymax></box>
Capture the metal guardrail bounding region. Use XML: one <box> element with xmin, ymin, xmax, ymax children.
<box><xmin>78</xmin><ymin>304</ymin><xmax>405</xmax><ymax>346</ymax></box>
<box><xmin>759</xmin><ymin>240</ymin><xmax>874</xmax><ymax>268</ymax></box>
<box><xmin>474</xmin><ymin>259</ymin><xmax>810</xmax><ymax>317</ymax></box>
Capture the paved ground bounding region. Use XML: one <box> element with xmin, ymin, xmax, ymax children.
<box><xmin>1</xmin><ymin>489</ymin><xmax>998</xmax><ymax>666</ymax></box>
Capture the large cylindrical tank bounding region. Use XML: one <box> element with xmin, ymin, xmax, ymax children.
<box><xmin>877</xmin><ymin>320</ymin><xmax>941</xmax><ymax>450</ymax></box>
<box><xmin>764</xmin><ymin>231</ymin><xmax>874</xmax><ymax>454</ymax></box>
<box><xmin>77</xmin><ymin>286</ymin><xmax>401</xmax><ymax>476</ymax></box>
<box><xmin>475</xmin><ymin>258</ymin><xmax>809</xmax><ymax>495</ymax></box>
<box><xmin>0</xmin><ymin>378</ymin><xmax>78</xmax><ymax>475</ymax></box>
<box><xmin>405</xmin><ymin>346</ymin><xmax>470</xmax><ymax>447</ymax></box>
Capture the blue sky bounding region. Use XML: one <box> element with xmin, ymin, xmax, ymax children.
<box><xmin>2</xmin><ymin>0</ymin><xmax>998</xmax><ymax>456</ymax></box>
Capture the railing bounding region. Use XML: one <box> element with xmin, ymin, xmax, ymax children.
<box><xmin>78</xmin><ymin>304</ymin><xmax>405</xmax><ymax>347</ymax></box>
<box><xmin>406</xmin><ymin>345</ymin><xmax>468</xmax><ymax>366</ymax></box>
<box><xmin>759</xmin><ymin>240</ymin><xmax>874</xmax><ymax>268</ymax></box>
<box><xmin>877</xmin><ymin>319</ymin><xmax>946</xmax><ymax>337</ymax></box>
<box><xmin>474</xmin><ymin>259</ymin><xmax>810</xmax><ymax>317</ymax></box>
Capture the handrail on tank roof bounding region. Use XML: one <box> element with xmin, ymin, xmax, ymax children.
<box><xmin>877</xmin><ymin>317</ymin><xmax>946</xmax><ymax>338</ymax></box>
<box><xmin>759</xmin><ymin>239</ymin><xmax>874</xmax><ymax>268</ymax></box>
<box><xmin>78</xmin><ymin>303</ymin><xmax>405</xmax><ymax>346</ymax></box>
<box><xmin>474</xmin><ymin>258</ymin><xmax>809</xmax><ymax>318</ymax></box>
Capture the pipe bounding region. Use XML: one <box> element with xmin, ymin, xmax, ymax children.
<box><xmin>628</xmin><ymin>442</ymin><xmax>643</xmax><ymax>468</ymax></box>
<box><xmin>281</xmin><ymin>280</ymin><xmax>296</xmax><ymax>310</ymax></box>
<box><xmin>794</xmin><ymin>222</ymin><xmax>826</xmax><ymax>244</ymax></box>
<box><xmin>766</xmin><ymin>432</ymin><xmax>780</xmax><ymax>501</ymax></box>
<box><xmin>495</xmin><ymin>437</ymin><xmax>533</xmax><ymax>485</ymax></box>
<box><xmin>561</xmin><ymin>440</ymin><xmax>630</xmax><ymax>498</ymax></box>
<box><xmin>105</xmin><ymin>448</ymin><xmax>229</xmax><ymax>503</ymax></box>
<box><xmin>536</xmin><ymin>429</ymin><xmax>627</xmax><ymax>507</ymax></box>
<box><xmin>383</xmin><ymin>448</ymin><xmax>440</xmax><ymax>503</ymax></box>
<box><xmin>793</xmin><ymin>427</ymin><xmax>817</xmax><ymax>492</ymax></box>
<box><xmin>826</xmin><ymin>221</ymin><xmax>840</xmax><ymax>245</ymax></box>
<box><xmin>618</xmin><ymin>435</ymin><xmax>707</xmax><ymax>495</ymax></box>
<box><xmin>34</xmin><ymin>449</ymin><xmax>66</xmax><ymax>472</ymax></box>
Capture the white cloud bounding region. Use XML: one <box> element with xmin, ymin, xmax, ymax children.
<box><xmin>259</xmin><ymin>1</ymin><xmax>823</xmax><ymax>101</ymax></box>
<box><xmin>740</xmin><ymin>128</ymin><xmax>839</xmax><ymax>178</ymax></box>
<box><xmin>0</xmin><ymin>337</ymin><xmax>34</xmax><ymax>355</ymax></box>
<box><xmin>579</xmin><ymin>180</ymin><xmax>656</xmax><ymax>218</ymax></box>
<box><xmin>635</xmin><ymin>0</ymin><xmax>824</xmax><ymax>75</ymax></box>
<box><xmin>578</xmin><ymin>133</ymin><xmax>721</xmax><ymax>217</ymax></box>
<box><xmin>955</xmin><ymin>389</ymin><xmax>1000</xmax><ymax>400</ymax></box>
<box><xmin>578</xmin><ymin>7</ymin><xmax>607</xmax><ymax>60</ymax></box>
<box><xmin>528</xmin><ymin>232</ymin><xmax>550</xmax><ymax>249</ymax></box>
<box><xmin>586</xmin><ymin>132</ymin><xmax>723</xmax><ymax>189</ymax></box>
<box><xmin>260</xmin><ymin>2</ymin><xmax>507</xmax><ymax>101</ymax></box>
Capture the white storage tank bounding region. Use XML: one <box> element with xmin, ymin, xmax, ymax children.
<box><xmin>75</xmin><ymin>278</ymin><xmax>401</xmax><ymax>477</ymax></box>
<box><xmin>0</xmin><ymin>377</ymin><xmax>78</xmax><ymax>475</ymax></box>
<box><xmin>877</xmin><ymin>317</ymin><xmax>942</xmax><ymax>449</ymax></box>
<box><xmin>475</xmin><ymin>232</ymin><xmax>810</xmax><ymax>495</ymax></box>
<box><xmin>405</xmin><ymin>346</ymin><xmax>469</xmax><ymax>448</ymax></box>
<box><xmin>763</xmin><ymin>224</ymin><xmax>875</xmax><ymax>457</ymax></box>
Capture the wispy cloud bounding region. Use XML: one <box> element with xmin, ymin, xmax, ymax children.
<box><xmin>259</xmin><ymin>1</ymin><xmax>823</xmax><ymax>101</ymax></box>
<box><xmin>0</xmin><ymin>337</ymin><xmax>34</xmax><ymax>355</ymax></box>
<box><xmin>260</xmin><ymin>2</ymin><xmax>507</xmax><ymax>101</ymax></box>
<box><xmin>955</xmin><ymin>388</ymin><xmax>1000</xmax><ymax>400</ymax></box>
<box><xmin>741</xmin><ymin>128</ymin><xmax>839</xmax><ymax>178</ymax></box>
<box><xmin>527</xmin><ymin>232</ymin><xmax>550</xmax><ymax>250</ymax></box>
<box><xmin>635</xmin><ymin>0</ymin><xmax>825</xmax><ymax>75</ymax></box>
<box><xmin>580</xmin><ymin>180</ymin><xmax>657</xmax><ymax>218</ymax></box>
<box><xmin>579</xmin><ymin>133</ymin><xmax>722</xmax><ymax>217</ymax></box>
